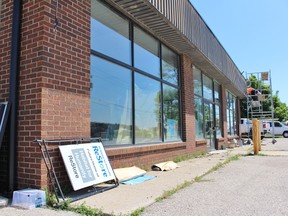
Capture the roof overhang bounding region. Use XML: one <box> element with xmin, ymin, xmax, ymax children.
<box><xmin>106</xmin><ymin>0</ymin><xmax>246</xmax><ymax>98</ymax></box>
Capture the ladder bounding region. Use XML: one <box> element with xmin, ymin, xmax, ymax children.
<box><xmin>245</xmin><ymin>71</ymin><xmax>276</xmax><ymax>144</ymax></box>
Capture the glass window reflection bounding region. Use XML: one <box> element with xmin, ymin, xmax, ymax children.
<box><xmin>134</xmin><ymin>26</ymin><xmax>160</xmax><ymax>77</ymax></box>
<box><xmin>203</xmin><ymin>74</ymin><xmax>213</xmax><ymax>100</ymax></box>
<box><xmin>135</xmin><ymin>73</ymin><xmax>161</xmax><ymax>143</ymax></box>
<box><xmin>193</xmin><ymin>66</ymin><xmax>202</xmax><ymax>96</ymax></box>
<box><xmin>226</xmin><ymin>91</ymin><xmax>237</xmax><ymax>136</ymax></box>
<box><xmin>214</xmin><ymin>82</ymin><xmax>219</xmax><ymax>103</ymax></box>
<box><xmin>194</xmin><ymin>96</ymin><xmax>204</xmax><ymax>139</ymax></box>
<box><xmin>91</xmin><ymin>0</ymin><xmax>131</xmax><ymax>64</ymax></box>
<box><xmin>90</xmin><ymin>0</ymin><xmax>181</xmax><ymax>145</ymax></box>
<box><xmin>163</xmin><ymin>84</ymin><xmax>180</xmax><ymax>141</ymax></box>
<box><xmin>215</xmin><ymin>105</ymin><xmax>222</xmax><ymax>137</ymax></box>
<box><xmin>90</xmin><ymin>56</ymin><xmax>132</xmax><ymax>145</ymax></box>
<box><xmin>162</xmin><ymin>45</ymin><xmax>178</xmax><ymax>85</ymax></box>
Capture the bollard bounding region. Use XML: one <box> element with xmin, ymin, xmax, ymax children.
<box><xmin>258</xmin><ymin>120</ymin><xmax>261</xmax><ymax>151</ymax></box>
<box><xmin>252</xmin><ymin>118</ymin><xmax>260</xmax><ymax>155</ymax></box>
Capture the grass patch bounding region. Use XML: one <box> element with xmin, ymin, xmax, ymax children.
<box><xmin>173</xmin><ymin>151</ymin><xmax>207</xmax><ymax>163</ymax></box>
<box><xmin>45</xmin><ymin>190</ymin><xmax>104</xmax><ymax>216</ymax></box>
<box><xmin>155</xmin><ymin>181</ymin><xmax>192</xmax><ymax>202</ymax></box>
<box><xmin>59</xmin><ymin>201</ymin><xmax>104</xmax><ymax>216</ymax></box>
<box><xmin>129</xmin><ymin>207</ymin><xmax>145</xmax><ymax>216</ymax></box>
<box><xmin>194</xmin><ymin>154</ymin><xmax>240</xmax><ymax>182</ymax></box>
<box><xmin>255</xmin><ymin>153</ymin><xmax>268</xmax><ymax>156</ymax></box>
<box><xmin>193</xmin><ymin>176</ymin><xmax>212</xmax><ymax>183</ymax></box>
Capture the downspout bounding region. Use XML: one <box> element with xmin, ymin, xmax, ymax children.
<box><xmin>8</xmin><ymin>0</ymin><xmax>22</xmax><ymax>193</ymax></box>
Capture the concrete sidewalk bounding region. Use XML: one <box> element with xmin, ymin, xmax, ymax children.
<box><xmin>72</xmin><ymin>145</ymin><xmax>252</xmax><ymax>215</ymax></box>
<box><xmin>2</xmin><ymin>138</ymin><xmax>286</xmax><ymax>216</ymax></box>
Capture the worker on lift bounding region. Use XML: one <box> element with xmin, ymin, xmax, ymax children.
<box><xmin>247</xmin><ymin>87</ymin><xmax>261</xmax><ymax>107</ymax></box>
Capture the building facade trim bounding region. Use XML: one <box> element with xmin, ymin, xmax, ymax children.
<box><xmin>106</xmin><ymin>0</ymin><xmax>246</xmax><ymax>97</ymax></box>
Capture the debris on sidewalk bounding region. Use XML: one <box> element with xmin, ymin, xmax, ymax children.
<box><xmin>114</xmin><ymin>166</ymin><xmax>156</xmax><ymax>185</ymax></box>
<box><xmin>151</xmin><ymin>161</ymin><xmax>179</xmax><ymax>171</ymax></box>
<box><xmin>121</xmin><ymin>175</ymin><xmax>156</xmax><ymax>185</ymax></box>
<box><xmin>114</xmin><ymin>166</ymin><xmax>146</xmax><ymax>182</ymax></box>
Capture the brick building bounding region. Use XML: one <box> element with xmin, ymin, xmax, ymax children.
<box><xmin>0</xmin><ymin>0</ymin><xmax>246</xmax><ymax>194</ymax></box>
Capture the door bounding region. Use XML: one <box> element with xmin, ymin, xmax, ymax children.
<box><xmin>273</xmin><ymin>121</ymin><xmax>283</xmax><ymax>135</ymax></box>
<box><xmin>204</xmin><ymin>102</ymin><xmax>216</xmax><ymax>151</ymax></box>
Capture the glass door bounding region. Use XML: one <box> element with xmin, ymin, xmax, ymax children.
<box><xmin>204</xmin><ymin>102</ymin><xmax>216</xmax><ymax>151</ymax></box>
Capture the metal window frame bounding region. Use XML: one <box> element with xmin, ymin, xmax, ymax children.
<box><xmin>90</xmin><ymin>1</ymin><xmax>182</xmax><ymax>146</ymax></box>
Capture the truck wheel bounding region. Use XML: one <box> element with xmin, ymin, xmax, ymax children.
<box><xmin>283</xmin><ymin>131</ymin><xmax>288</xmax><ymax>138</ymax></box>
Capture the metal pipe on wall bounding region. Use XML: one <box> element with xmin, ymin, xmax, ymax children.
<box><xmin>9</xmin><ymin>0</ymin><xmax>22</xmax><ymax>193</ymax></box>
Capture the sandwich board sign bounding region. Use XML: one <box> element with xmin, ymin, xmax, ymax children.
<box><xmin>59</xmin><ymin>142</ymin><xmax>115</xmax><ymax>191</ymax></box>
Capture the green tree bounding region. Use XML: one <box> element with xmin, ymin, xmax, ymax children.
<box><xmin>273</xmin><ymin>91</ymin><xmax>288</xmax><ymax>121</ymax></box>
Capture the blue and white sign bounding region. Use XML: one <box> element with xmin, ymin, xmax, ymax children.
<box><xmin>59</xmin><ymin>142</ymin><xmax>115</xmax><ymax>191</ymax></box>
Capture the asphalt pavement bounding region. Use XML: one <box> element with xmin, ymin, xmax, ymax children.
<box><xmin>142</xmin><ymin>148</ymin><xmax>288</xmax><ymax>215</ymax></box>
<box><xmin>1</xmin><ymin>138</ymin><xmax>287</xmax><ymax>216</ymax></box>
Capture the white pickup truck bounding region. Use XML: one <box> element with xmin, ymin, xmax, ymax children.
<box><xmin>240</xmin><ymin>118</ymin><xmax>266</xmax><ymax>139</ymax></box>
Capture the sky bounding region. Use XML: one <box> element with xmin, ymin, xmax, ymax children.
<box><xmin>190</xmin><ymin>0</ymin><xmax>288</xmax><ymax>105</ymax></box>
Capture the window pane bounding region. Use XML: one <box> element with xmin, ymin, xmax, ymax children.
<box><xmin>163</xmin><ymin>84</ymin><xmax>180</xmax><ymax>141</ymax></box>
<box><xmin>226</xmin><ymin>91</ymin><xmax>237</xmax><ymax>136</ymax></box>
<box><xmin>91</xmin><ymin>0</ymin><xmax>131</xmax><ymax>64</ymax></box>
<box><xmin>90</xmin><ymin>56</ymin><xmax>132</xmax><ymax>145</ymax></box>
<box><xmin>135</xmin><ymin>73</ymin><xmax>161</xmax><ymax>143</ymax></box>
<box><xmin>162</xmin><ymin>44</ymin><xmax>178</xmax><ymax>85</ymax></box>
<box><xmin>203</xmin><ymin>74</ymin><xmax>213</xmax><ymax>100</ymax></box>
<box><xmin>214</xmin><ymin>82</ymin><xmax>220</xmax><ymax>103</ymax></box>
<box><xmin>226</xmin><ymin>91</ymin><xmax>230</xmax><ymax>109</ymax></box>
<box><xmin>193</xmin><ymin>66</ymin><xmax>202</xmax><ymax>96</ymax></box>
<box><xmin>227</xmin><ymin>108</ymin><xmax>231</xmax><ymax>135</ymax></box>
<box><xmin>134</xmin><ymin>26</ymin><xmax>160</xmax><ymax>77</ymax></box>
<box><xmin>215</xmin><ymin>105</ymin><xmax>222</xmax><ymax>137</ymax></box>
<box><xmin>194</xmin><ymin>96</ymin><xmax>204</xmax><ymax>139</ymax></box>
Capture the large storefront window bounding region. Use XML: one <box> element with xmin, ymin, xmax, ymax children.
<box><xmin>193</xmin><ymin>66</ymin><xmax>222</xmax><ymax>140</ymax></box>
<box><xmin>91</xmin><ymin>0</ymin><xmax>181</xmax><ymax>146</ymax></box>
<box><xmin>226</xmin><ymin>91</ymin><xmax>237</xmax><ymax>136</ymax></box>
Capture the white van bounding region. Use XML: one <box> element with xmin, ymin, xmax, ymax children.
<box><xmin>266</xmin><ymin>121</ymin><xmax>288</xmax><ymax>138</ymax></box>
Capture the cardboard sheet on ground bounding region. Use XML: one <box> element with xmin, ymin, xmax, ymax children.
<box><xmin>114</xmin><ymin>166</ymin><xmax>146</xmax><ymax>182</ymax></box>
<box><xmin>151</xmin><ymin>161</ymin><xmax>179</xmax><ymax>171</ymax></box>
<box><xmin>121</xmin><ymin>175</ymin><xmax>156</xmax><ymax>185</ymax></box>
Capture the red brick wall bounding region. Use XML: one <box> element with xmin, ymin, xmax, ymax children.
<box><xmin>0</xmin><ymin>0</ymin><xmax>12</xmax><ymax>101</ymax></box>
<box><xmin>16</xmin><ymin>0</ymin><xmax>91</xmax><ymax>189</ymax></box>
<box><xmin>181</xmin><ymin>55</ymin><xmax>204</xmax><ymax>153</ymax></box>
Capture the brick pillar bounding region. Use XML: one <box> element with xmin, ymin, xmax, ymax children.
<box><xmin>180</xmin><ymin>54</ymin><xmax>196</xmax><ymax>154</ymax></box>
<box><xmin>17</xmin><ymin>0</ymin><xmax>91</xmax><ymax>189</ymax></box>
